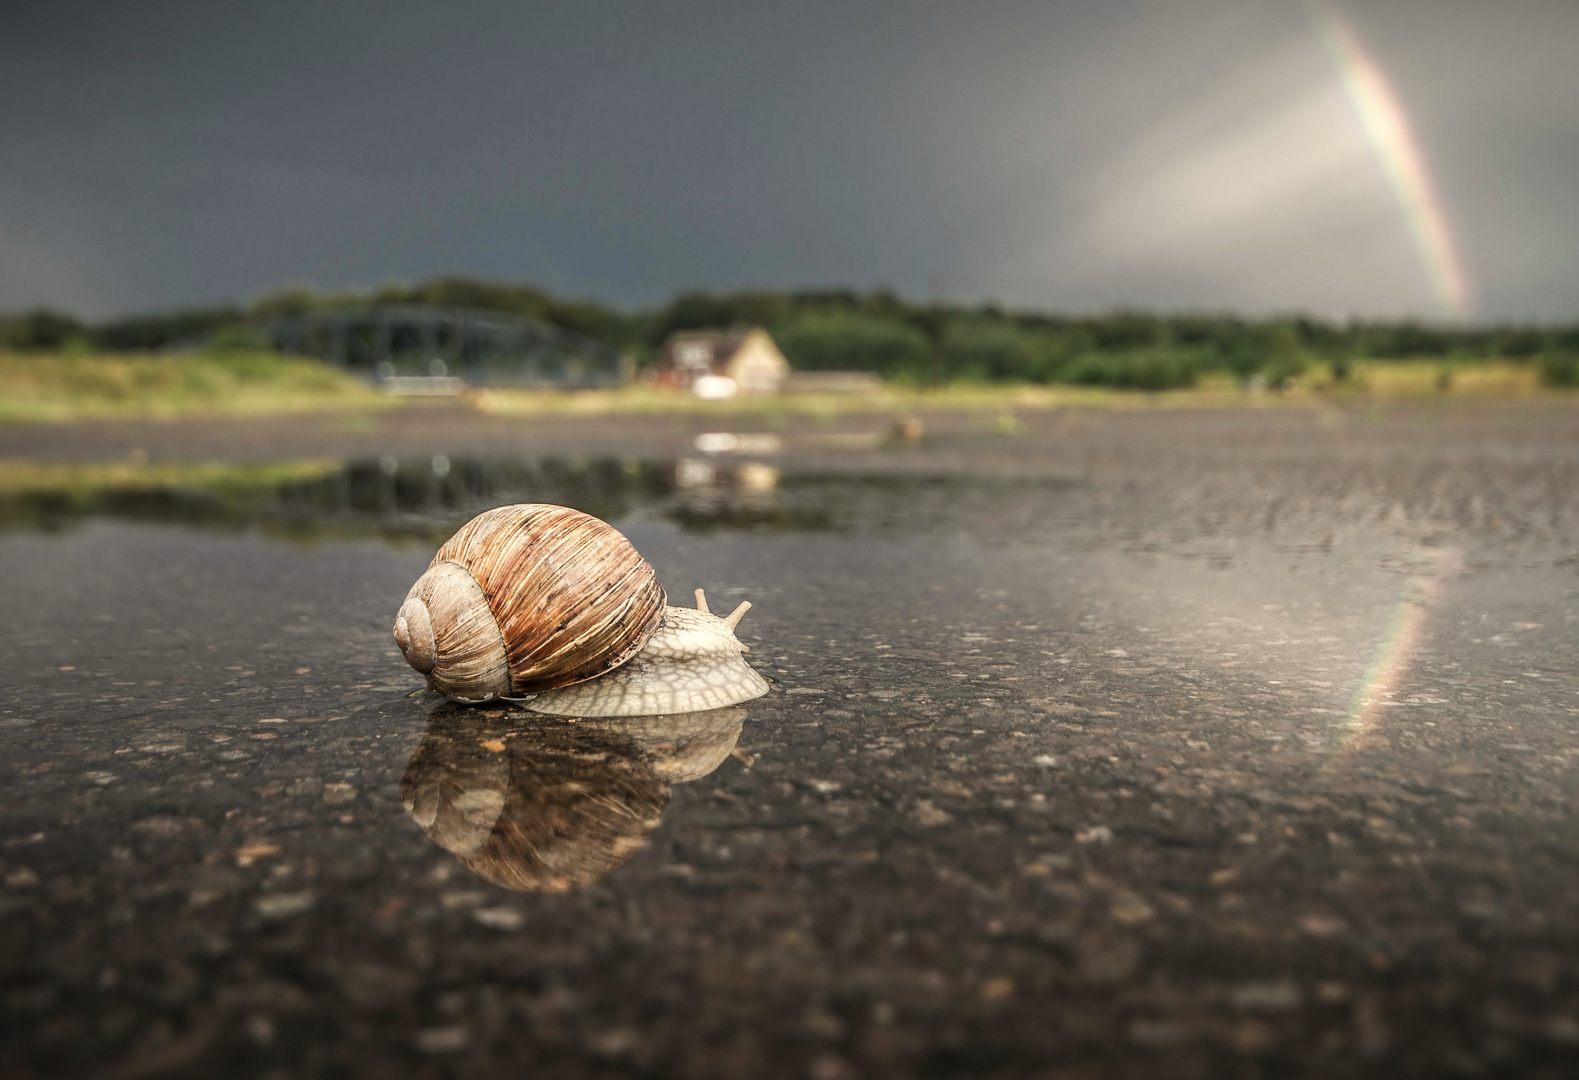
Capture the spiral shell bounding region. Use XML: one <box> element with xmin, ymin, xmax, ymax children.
<box><xmin>393</xmin><ymin>504</ymin><xmax>666</xmax><ymax>700</ymax></box>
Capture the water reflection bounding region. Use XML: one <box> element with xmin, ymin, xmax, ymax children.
<box><xmin>0</xmin><ymin>454</ymin><xmax>1066</xmax><ymax>538</ymax></box>
<box><xmin>400</xmin><ymin>704</ymin><xmax>745</xmax><ymax>891</ymax></box>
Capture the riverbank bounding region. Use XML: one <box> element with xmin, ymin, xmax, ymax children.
<box><xmin>474</xmin><ymin>360</ymin><xmax>1560</xmax><ymax>419</ymax></box>
<box><xmin>0</xmin><ymin>350</ymin><xmax>391</xmax><ymax>422</ymax></box>
<box><xmin>1</xmin><ymin>351</ymin><xmax>1571</xmax><ymax>427</ymax></box>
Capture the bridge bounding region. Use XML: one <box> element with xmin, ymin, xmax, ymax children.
<box><xmin>258</xmin><ymin>305</ymin><xmax>630</xmax><ymax>387</ymax></box>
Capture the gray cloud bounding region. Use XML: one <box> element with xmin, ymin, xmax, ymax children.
<box><xmin>0</xmin><ymin>0</ymin><xmax>1574</xmax><ymax>319</ymax></box>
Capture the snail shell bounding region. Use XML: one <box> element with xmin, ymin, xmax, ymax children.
<box><xmin>392</xmin><ymin>504</ymin><xmax>667</xmax><ymax>701</ymax></box>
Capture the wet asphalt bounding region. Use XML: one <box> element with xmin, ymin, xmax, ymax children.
<box><xmin>1</xmin><ymin>401</ymin><xmax>1577</xmax><ymax>1079</ymax></box>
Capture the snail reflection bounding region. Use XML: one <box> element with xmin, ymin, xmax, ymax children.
<box><xmin>401</xmin><ymin>705</ymin><xmax>746</xmax><ymax>892</ymax></box>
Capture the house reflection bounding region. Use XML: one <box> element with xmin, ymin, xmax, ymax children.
<box><xmin>400</xmin><ymin>705</ymin><xmax>746</xmax><ymax>891</ymax></box>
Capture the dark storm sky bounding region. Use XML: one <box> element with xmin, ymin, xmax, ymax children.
<box><xmin>1</xmin><ymin>0</ymin><xmax>1575</xmax><ymax>321</ymax></box>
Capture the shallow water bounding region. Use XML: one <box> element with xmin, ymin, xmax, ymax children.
<box><xmin>3</xmin><ymin>421</ymin><xmax>1578</xmax><ymax>1078</ymax></box>
<box><xmin>0</xmin><ymin>453</ymin><xmax>1079</xmax><ymax>541</ymax></box>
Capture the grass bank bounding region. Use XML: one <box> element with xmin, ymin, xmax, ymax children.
<box><xmin>2</xmin><ymin>352</ymin><xmax>1572</xmax><ymax>425</ymax></box>
<box><xmin>471</xmin><ymin>361</ymin><xmax>1568</xmax><ymax>419</ymax></box>
<box><xmin>0</xmin><ymin>350</ymin><xmax>392</xmax><ymax>422</ymax></box>
<box><xmin>0</xmin><ymin>458</ymin><xmax>340</xmax><ymax>496</ymax></box>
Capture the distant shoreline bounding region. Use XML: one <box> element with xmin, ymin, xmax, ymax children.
<box><xmin>2</xmin><ymin>350</ymin><xmax>1574</xmax><ymax>427</ymax></box>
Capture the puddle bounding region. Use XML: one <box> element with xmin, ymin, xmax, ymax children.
<box><xmin>0</xmin><ymin>454</ymin><xmax>1077</xmax><ymax>540</ymax></box>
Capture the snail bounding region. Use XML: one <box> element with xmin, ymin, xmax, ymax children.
<box><xmin>400</xmin><ymin>703</ymin><xmax>747</xmax><ymax>891</ymax></box>
<box><xmin>391</xmin><ymin>504</ymin><xmax>769</xmax><ymax>714</ymax></box>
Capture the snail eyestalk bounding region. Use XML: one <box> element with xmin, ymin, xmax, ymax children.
<box><xmin>691</xmin><ymin>590</ymin><xmax>749</xmax><ymax>629</ymax></box>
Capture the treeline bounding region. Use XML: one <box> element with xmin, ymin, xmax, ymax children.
<box><xmin>5</xmin><ymin>278</ymin><xmax>1578</xmax><ymax>388</ymax></box>
<box><xmin>0</xmin><ymin>278</ymin><xmax>637</xmax><ymax>355</ymax></box>
<box><xmin>653</xmin><ymin>290</ymin><xmax>1579</xmax><ymax>388</ymax></box>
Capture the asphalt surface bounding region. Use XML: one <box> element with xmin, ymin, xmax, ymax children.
<box><xmin>1</xmin><ymin>401</ymin><xmax>1577</xmax><ymax>1078</ymax></box>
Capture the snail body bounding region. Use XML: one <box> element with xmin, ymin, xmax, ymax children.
<box><xmin>393</xmin><ymin>504</ymin><xmax>768</xmax><ymax>715</ymax></box>
<box><xmin>526</xmin><ymin>591</ymin><xmax>769</xmax><ymax>717</ymax></box>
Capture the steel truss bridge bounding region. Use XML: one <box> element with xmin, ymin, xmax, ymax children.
<box><xmin>258</xmin><ymin>305</ymin><xmax>629</xmax><ymax>387</ymax></box>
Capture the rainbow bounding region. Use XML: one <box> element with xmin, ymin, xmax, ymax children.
<box><xmin>1314</xmin><ymin>6</ymin><xmax>1472</xmax><ymax>319</ymax></box>
<box><xmin>1325</xmin><ymin>546</ymin><xmax>1461</xmax><ymax>766</ymax></box>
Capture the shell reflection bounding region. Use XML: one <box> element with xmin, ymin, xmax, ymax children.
<box><xmin>400</xmin><ymin>705</ymin><xmax>746</xmax><ymax>891</ymax></box>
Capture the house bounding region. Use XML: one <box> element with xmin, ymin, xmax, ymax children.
<box><xmin>652</xmin><ymin>327</ymin><xmax>789</xmax><ymax>397</ymax></box>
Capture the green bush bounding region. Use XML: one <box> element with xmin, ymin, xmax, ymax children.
<box><xmin>941</xmin><ymin>319</ymin><xmax>1074</xmax><ymax>382</ymax></box>
<box><xmin>1540</xmin><ymin>351</ymin><xmax>1579</xmax><ymax>387</ymax></box>
<box><xmin>771</xmin><ymin>311</ymin><xmax>931</xmax><ymax>379</ymax></box>
<box><xmin>1057</xmin><ymin>350</ymin><xmax>1202</xmax><ymax>390</ymax></box>
<box><xmin>92</xmin><ymin>306</ymin><xmax>243</xmax><ymax>351</ymax></box>
<box><xmin>0</xmin><ymin>309</ymin><xmax>86</xmax><ymax>351</ymax></box>
<box><xmin>1260</xmin><ymin>352</ymin><xmax>1311</xmax><ymax>389</ymax></box>
<box><xmin>207</xmin><ymin>325</ymin><xmax>273</xmax><ymax>354</ymax></box>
